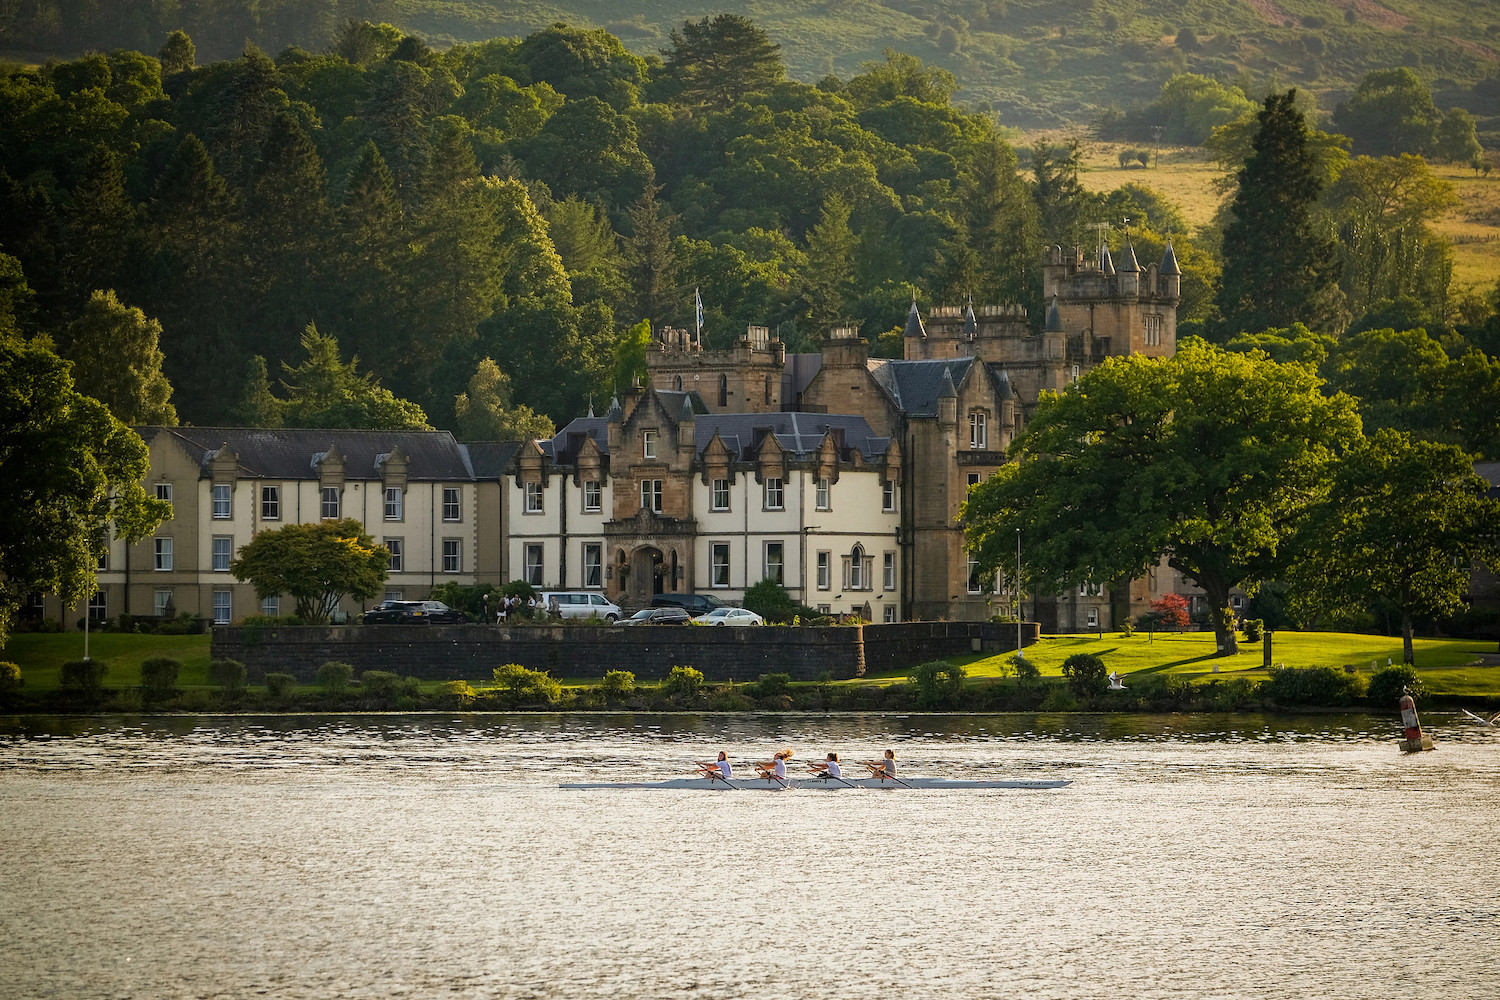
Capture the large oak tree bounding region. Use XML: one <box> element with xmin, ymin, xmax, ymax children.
<box><xmin>963</xmin><ymin>340</ymin><xmax>1362</xmax><ymax>655</ymax></box>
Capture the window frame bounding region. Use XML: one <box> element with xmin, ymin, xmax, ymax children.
<box><xmin>816</xmin><ymin>551</ymin><xmax>831</xmax><ymax>590</ymax></box>
<box><xmin>154</xmin><ymin>536</ymin><xmax>173</xmax><ymax>571</ymax></box>
<box><xmin>211</xmin><ymin>483</ymin><xmax>232</xmax><ymax>519</ymax></box>
<box><xmin>710</xmin><ymin>543</ymin><xmax>730</xmax><ymax>588</ymax></box>
<box><xmin>711</xmin><ymin>478</ymin><xmax>730</xmax><ymax>512</ymax></box>
<box><xmin>763</xmin><ymin>477</ymin><xmax>783</xmax><ymax>511</ymax></box>
<box><xmin>384</xmin><ymin>486</ymin><xmax>403</xmax><ymax>521</ymax></box>
<box><xmin>385</xmin><ymin>538</ymin><xmax>404</xmax><ymax>573</ymax></box>
<box><xmin>642</xmin><ymin>430</ymin><xmax>656</xmax><ymax>460</ymax></box>
<box><xmin>883</xmin><ymin>551</ymin><xmax>896</xmax><ymax>591</ymax></box>
<box><xmin>882</xmin><ymin>480</ymin><xmax>896</xmax><ymax>512</ymax></box>
<box><xmin>582</xmin><ymin>480</ymin><xmax>601</xmax><ymax>513</ymax></box>
<box><xmin>442</xmin><ymin>538</ymin><xmax>462</xmax><ymax>573</ymax></box>
<box><xmin>442</xmin><ymin>487</ymin><xmax>462</xmax><ymax>522</ymax></box>
<box><xmin>154</xmin><ymin>483</ymin><xmax>173</xmax><ymax>503</ymax></box>
<box><xmin>320</xmin><ymin>486</ymin><xmax>340</xmax><ymax>519</ymax></box>
<box><xmin>212</xmin><ymin>590</ymin><xmax>231</xmax><ymax>625</ymax></box>
<box><xmin>260</xmin><ymin>484</ymin><xmax>280</xmax><ymax>520</ymax></box>
<box><xmin>261</xmin><ymin>595</ymin><xmax>280</xmax><ymax>617</ymax></box>
<box><xmin>211</xmin><ymin>535</ymin><xmax>232</xmax><ymax>572</ymax></box>
<box><xmin>969</xmin><ymin>411</ymin><xmax>987</xmax><ymax>450</ymax></box>
<box><xmin>640</xmin><ymin>479</ymin><xmax>663</xmax><ymax>513</ymax></box>
<box><xmin>583</xmin><ymin>543</ymin><xmax>603</xmax><ymax>589</ymax></box>
<box><xmin>815</xmin><ymin>477</ymin><xmax>830</xmax><ymax>511</ymax></box>
<box><xmin>524</xmin><ymin>544</ymin><xmax>544</xmax><ymax>586</ymax></box>
<box><xmin>153</xmin><ymin>590</ymin><xmax>172</xmax><ymax>617</ymax></box>
<box><xmin>967</xmin><ymin>553</ymin><xmax>983</xmax><ymax>595</ymax></box>
<box><xmin>524</xmin><ymin>481</ymin><xmax>544</xmax><ymax>514</ymax></box>
<box><xmin>764</xmin><ymin>541</ymin><xmax>784</xmax><ymax>585</ymax></box>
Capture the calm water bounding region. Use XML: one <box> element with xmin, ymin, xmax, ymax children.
<box><xmin>1</xmin><ymin>712</ymin><xmax>1497</xmax><ymax>1000</ymax></box>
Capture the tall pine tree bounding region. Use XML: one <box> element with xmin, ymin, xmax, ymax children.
<box><xmin>1217</xmin><ymin>90</ymin><xmax>1345</xmax><ymax>336</ymax></box>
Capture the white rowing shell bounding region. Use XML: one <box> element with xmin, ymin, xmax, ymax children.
<box><xmin>559</xmin><ymin>777</ymin><xmax>1072</xmax><ymax>791</ymax></box>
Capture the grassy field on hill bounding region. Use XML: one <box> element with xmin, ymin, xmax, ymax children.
<box><xmin>1064</xmin><ymin>140</ymin><xmax>1500</xmax><ymax>294</ymax></box>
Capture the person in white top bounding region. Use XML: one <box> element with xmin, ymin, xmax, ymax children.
<box><xmin>809</xmin><ymin>752</ymin><xmax>842</xmax><ymax>778</ymax></box>
<box><xmin>864</xmin><ymin>749</ymin><xmax>897</xmax><ymax>780</ymax></box>
<box><xmin>755</xmin><ymin>749</ymin><xmax>792</xmax><ymax>782</ymax></box>
<box><xmin>698</xmin><ymin>751</ymin><xmax>732</xmax><ymax>782</ymax></box>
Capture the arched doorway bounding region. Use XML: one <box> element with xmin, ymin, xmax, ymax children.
<box><xmin>629</xmin><ymin>546</ymin><xmax>664</xmax><ymax>605</ymax></box>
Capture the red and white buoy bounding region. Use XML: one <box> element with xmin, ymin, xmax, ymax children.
<box><xmin>1398</xmin><ymin>687</ymin><xmax>1435</xmax><ymax>753</ymax></box>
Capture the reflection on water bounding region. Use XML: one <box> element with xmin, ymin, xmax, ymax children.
<box><xmin>2</xmin><ymin>713</ymin><xmax>1497</xmax><ymax>999</ymax></box>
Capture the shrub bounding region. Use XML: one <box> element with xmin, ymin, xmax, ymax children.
<box><xmin>1012</xmin><ymin>654</ymin><xmax>1041</xmax><ymax>682</ymax></box>
<box><xmin>1118</xmin><ymin>620</ymin><xmax>1134</xmax><ymax>637</ymax></box>
<box><xmin>1265</xmin><ymin>666</ymin><xmax>1366</xmax><ymax>706</ymax></box>
<box><xmin>492</xmin><ymin>663</ymin><xmax>562</xmax><ymax>704</ymax></box>
<box><xmin>910</xmin><ymin>660</ymin><xmax>965</xmax><ymax>706</ymax></box>
<box><xmin>1242</xmin><ymin>618</ymin><xmax>1263</xmax><ymax>642</ymax></box>
<box><xmin>0</xmin><ymin>661</ymin><xmax>22</xmax><ymax>703</ymax></box>
<box><xmin>60</xmin><ymin>658</ymin><xmax>108</xmax><ymax>697</ymax></box>
<box><xmin>265</xmin><ymin>672</ymin><xmax>297</xmax><ymax>700</ymax></box>
<box><xmin>360</xmin><ymin>670</ymin><xmax>403</xmax><ymax>701</ymax></box>
<box><xmin>1367</xmin><ymin>665</ymin><xmax>1424</xmax><ymax>706</ymax></box>
<box><xmin>756</xmin><ymin>672</ymin><xmax>793</xmax><ymax>700</ymax></box>
<box><xmin>708</xmin><ymin>690</ymin><xmax>755</xmax><ymax>711</ymax></box>
<box><xmin>316</xmin><ymin>661</ymin><xmax>354</xmax><ymax>695</ymax></box>
<box><xmin>744</xmin><ymin>578</ymin><xmax>796</xmax><ymax>623</ymax></box>
<box><xmin>443</xmin><ymin>680</ymin><xmax>477</xmax><ymax>707</ymax></box>
<box><xmin>663</xmin><ymin>664</ymin><xmax>704</xmax><ymax>698</ymax></box>
<box><xmin>140</xmin><ymin>657</ymin><xmax>181</xmax><ymax>700</ymax></box>
<box><xmin>598</xmin><ymin>670</ymin><xmax>636</xmax><ymax>700</ymax></box>
<box><xmin>208</xmin><ymin>658</ymin><xmax>248</xmax><ymax>694</ymax></box>
<box><xmin>1061</xmin><ymin>653</ymin><xmax>1108</xmax><ymax>697</ymax></box>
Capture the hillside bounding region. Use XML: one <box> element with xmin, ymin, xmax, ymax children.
<box><xmin>4</xmin><ymin>1</ymin><xmax>1498</xmax><ymax>131</ymax></box>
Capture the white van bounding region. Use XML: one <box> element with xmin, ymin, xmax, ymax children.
<box><xmin>537</xmin><ymin>592</ymin><xmax>622</xmax><ymax>622</ymax></box>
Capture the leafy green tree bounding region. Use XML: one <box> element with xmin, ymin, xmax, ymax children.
<box><xmin>59</xmin><ymin>147</ymin><xmax>135</xmax><ymax>309</ymax></box>
<box><xmin>665</xmin><ymin>14</ymin><xmax>785</xmax><ymax>110</ymax></box>
<box><xmin>1327</xmin><ymin>155</ymin><xmax>1458</xmax><ymax>315</ymax></box>
<box><xmin>453</xmin><ymin>357</ymin><xmax>556</xmax><ymax>441</ymax></box>
<box><xmin>513</xmin><ymin>23</ymin><xmax>647</xmax><ymax>110</ymax></box>
<box><xmin>1032</xmin><ymin>139</ymin><xmax>1101</xmax><ymax>246</ymax></box>
<box><xmin>844</xmin><ymin>49</ymin><xmax>956</xmax><ymax>109</ymax></box>
<box><xmin>1290</xmin><ymin>430</ymin><xmax>1500</xmax><ymax>663</ymax></box>
<box><xmin>950</xmin><ymin>137</ymin><xmax>1039</xmax><ymax>310</ymax></box>
<box><xmin>1434</xmin><ymin>107</ymin><xmax>1483</xmax><ymax>165</ymax></box>
<box><xmin>542</xmin><ymin>194</ymin><xmax>625</xmax><ymax>306</ymax></box>
<box><xmin>1205</xmin><ymin>108</ymin><xmax>1349</xmax><ymax>195</ymax></box>
<box><xmin>230</xmin><ymin>518</ymin><xmax>390</xmax><ymax>624</ymax></box>
<box><xmin>1333</xmin><ymin>68</ymin><xmax>1442</xmax><ymax>157</ymax></box>
<box><xmin>1216</xmin><ymin>90</ymin><xmax>1345</xmax><ymax>336</ymax></box>
<box><xmin>276</xmin><ymin>323</ymin><xmax>431</xmax><ymax>429</ymax></box>
<box><xmin>1224</xmin><ymin>323</ymin><xmax>1336</xmax><ymax>368</ymax></box>
<box><xmin>63</xmin><ymin>290</ymin><xmax>177</xmax><ymax>425</ymax></box>
<box><xmin>159</xmin><ymin>29</ymin><xmax>196</xmax><ymax>76</ymax></box>
<box><xmin>963</xmin><ymin>341</ymin><xmax>1362</xmax><ymax>655</ymax></box>
<box><xmin>611</xmin><ymin>318</ymin><xmax>653</xmax><ymax>391</ymax></box>
<box><xmin>0</xmin><ymin>340</ymin><xmax>170</xmax><ymax>645</ymax></box>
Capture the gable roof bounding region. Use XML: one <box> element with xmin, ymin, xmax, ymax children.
<box><xmin>866</xmin><ymin>358</ymin><xmax>975</xmax><ymax>417</ymax></box>
<box><xmin>156</xmin><ymin>427</ymin><xmax>475</xmax><ymax>481</ymax></box>
<box><xmin>464</xmin><ymin>441</ymin><xmax>523</xmax><ymax>480</ymax></box>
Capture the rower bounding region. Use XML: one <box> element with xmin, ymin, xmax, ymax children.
<box><xmin>697</xmin><ymin>751</ymin><xmax>733</xmax><ymax>782</ymax></box>
<box><xmin>863</xmin><ymin>749</ymin><xmax>897</xmax><ymax>781</ymax></box>
<box><xmin>808</xmin><ymin>752</ymin><xmax>842</xmax><ymax>779</ymax></box>
<box><xmin>754</xmin><ymin>749</ymin><xmax>792</xmax><ymax>782</ymax></box>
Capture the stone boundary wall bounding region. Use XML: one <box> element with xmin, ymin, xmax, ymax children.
<box><xmin>213</xmin><ymin>621</ymin><xmax>1040</xmax><ymax>684</ymax></box>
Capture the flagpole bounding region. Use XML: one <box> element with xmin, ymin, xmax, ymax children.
<box><xmin>694</xmin><ymin>287</ymin><xmax>703</xmax><ymax>347</ymax></box>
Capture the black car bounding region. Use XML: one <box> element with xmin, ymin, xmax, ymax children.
<box><xmin>649</xmin><ymin>593</ymin><xmax>725</xmax><ymax>615</ymax></box>
<box><xmin>362</xmin><ymin>600</ymin><xmax>423</xmax><ymax>624</ymax></box>
<box><xmin>615</xmin><ymin>607</ymin><xmax>693</xmax><ymax>626</ymax></box>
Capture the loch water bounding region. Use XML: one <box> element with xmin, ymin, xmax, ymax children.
<box><xmin>1</xmin><ymin>712</ymin><xmax>1497</xmax><ymax>999</ymax></box>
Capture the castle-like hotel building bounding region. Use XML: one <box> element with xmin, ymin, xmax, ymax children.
<box><xmin>36</xmin><ymin>244</ymin><xmax>1207</xmax><ymax>631</ymax></box>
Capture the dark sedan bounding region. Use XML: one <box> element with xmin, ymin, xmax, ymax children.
<box><xmin>362</xmin><ymin>600</ymin><xmax>469</xmax><ymax>624</ymax></box>
<box><xmin>614</xmin><ymin>607</ymin><xmax>693</xmax><ymax>626</ymax></box>
<box><xmin>362</xmin><ymin>600</ymin><xmax>423</xmax><ymax>624</ymax></box>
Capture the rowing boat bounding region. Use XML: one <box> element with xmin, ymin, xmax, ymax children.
<box><xmin>560</xmin><ymin>776</ymin><xmax>1071</xmax><ymax>791</ymax></box>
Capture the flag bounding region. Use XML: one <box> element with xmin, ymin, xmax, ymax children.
<box><xmin>695</xmin><ymin>287</ymin><xmax>704</xmax><ymax>332</ymax></box>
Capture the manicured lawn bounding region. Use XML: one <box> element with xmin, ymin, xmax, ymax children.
<box><xmin>1</xmin><ymin>633</ymin><xmax>213</xmax><ymax>691</ymax></box>
<box><xmin>930</xmin><ymin>631</ymin><xmax>1499</xmax><ymax>695</ymax></box>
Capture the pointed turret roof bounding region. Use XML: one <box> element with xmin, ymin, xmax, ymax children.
<box><xmin>1160</xmin><ymin>241</ymin><xmax>1181</xmax><ymax>275</ymax></box>
<box><xmin>1099</xmin><ymin>245</ymin><xmax>1115</xmax><ymax>275</ymax></box>
<box><xmin>1044</xmin><ymin>296</ymin><xmax>1064</xmax><ymax>333</ymax></box>
<box><xmin>902</xmin><ymin>299</ymin><xmax>926</xmax><ymax>338</ymax></box>
<box><xmin>605</xmin><ymin>395</ymin><xmax>623</xmax><ymax>421</ymax></box>
<box><xmin>996</xmin><ymin>368</ymin><xmax>1013</xmax><ymax>400</ymax></box>
<box><xmin>1118</xmin><ymin>242</ymin><xmax>1140</xmax><ymax>272</ymax></box>
<box><xmin>938</xmin><ymin>366</ymin><xmax>958</xmax><ymax>399</ymax></box>
<box><xmin>962</xmin><ymin>300</ymin><xmax>977</xmax><ymax>338</ymax></box>
<box><xmin>678</xmin><ymin>392</ymin><xmax>696</xmax><ymax>420</ymax></box>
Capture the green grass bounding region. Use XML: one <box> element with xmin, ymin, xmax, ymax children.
<box><xmin>935</xmin><ymin>630</ymin><xmax>1498</xmax><ymax>694</ymax></box>
<box><xmin>1</xmin><ymin>633</ymin><xmax>213</xmax><ymax>692</ymax></box>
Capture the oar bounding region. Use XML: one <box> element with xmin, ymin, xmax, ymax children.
<box><xmin>804</xmin><ymin>764</ymin><xmax>855</xmax><ymax>788</ymax></box>
<box><xmin>863</xmin><ymin>762</ymin><xmax>912</xmax><ymax>788</ymax></box>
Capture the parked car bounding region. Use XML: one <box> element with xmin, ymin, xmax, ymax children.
<box><xmin>650</xmin><ymin>592</ymin><xmax>726</xmax><ymax>615</ymax></box>
<box><xmin>537</xmin><ymin>591</ymin><xmax>623</xmax><ymax>622</ymax></box>
<box><xmin>404</xmin><ymin>601</ymin><xmax>469</xmax><ymax>624</ymax></box>
<box><xmin>615</xmin><ymin>607</ymin><xmax>693</xmax><ymax>627</ymax></box>
<box><xmin>362</xmin><ymin>600</ymin><xmax>423</xmax><ymax>624</ymax></box>
<box><xmin>693</xmin><ymin>607</ymin><xmax>765</xmax><ymax>626</ymax></box>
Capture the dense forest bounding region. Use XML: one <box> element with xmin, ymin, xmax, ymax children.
<box><xmin>3</xmin><ymin>0</ymin><xmax>1499</xmax><ymax>135</ymax></box>
<box><xmin>1</xmin><ymin>13</ymin><xmax>1499</xmax><ymax>460</ymax></box>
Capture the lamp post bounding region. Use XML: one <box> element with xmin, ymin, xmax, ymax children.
<box><xmin>1015</xmin><ymin>528</ymin><xmax>1022</xmax><ymax>660</ymax></box>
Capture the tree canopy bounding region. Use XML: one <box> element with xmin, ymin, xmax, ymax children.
<box><xmin>962</xmin><ymin>340</ymin><xmax>1363</xmax><ymax>655</ymax></box>
<box><xmin>229</xmin><ymin>518</ymin><xmax>390</xmax><ymax>624</ymax></box>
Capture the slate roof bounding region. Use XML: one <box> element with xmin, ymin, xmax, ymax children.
<box><xmin>866</xmin><ymin>357</ymin><xmax>975</xmax><ymax>417</ymax></box>
<box><xmin>464</xmin><ymin>441</ymin><xmax>523</xmax><ymax>480</ymax></box>
<box><xmin>159</xmin><ymin>427</ymin><xmax>475</xmax><ymax>481</ymax></box>
<box><xmin>1118</xmin><ymin>242</ymin><xmax>1140</xmax><ymax>272</ymax></box>
<box><xmin>544</xmin><ymin>418</ymin><xmax>609</xmax><ymax>463</ymax></box>
<box><xmin>547</xmin><ymin>412</ymin><xmax>891</xmax><ymax>462</ymax></box>
<box><xmin>1160</xmin><ymin>241</ymin><xmax>1181</xmax><ymax>275</ymax></box>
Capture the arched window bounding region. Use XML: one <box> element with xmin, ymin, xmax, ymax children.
<box><xmin>718</xmin><ymin>374</ymin><xmax>728</xmax><ymax>407</ymax></box>
<box><xmin>846</xmin><ymin>543</ymin><xmax>869</xmax><ymax>591</ymax></box>
<box><xmin>764</xmin><ymin>375</ymin><xmax>773</xmax><ymax>405</ymax></box>
<box><xmin>674</xmin><ymin>375</ymin><xmax>683</xmax><ymax>391</ymax></box>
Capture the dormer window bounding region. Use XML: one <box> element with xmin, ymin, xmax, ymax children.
<box><xmin>816</xmin><ymin>477</ymin><xmax>830</xmax><ymax>510</ymax></box>
<box><xmin>642</xmin><ymin>430</ymin><xmax>656</xmax><ymax>459</ymax></box>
